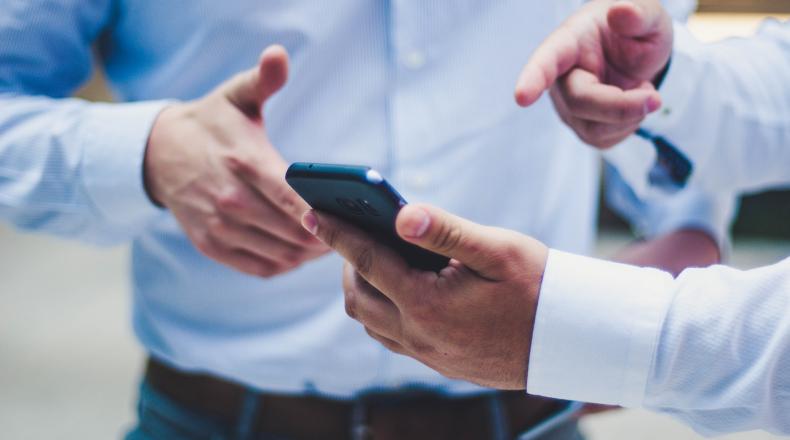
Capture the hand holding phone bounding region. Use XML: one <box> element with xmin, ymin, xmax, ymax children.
<box><xmin>286</xmin><ymin>163</ymin><xmax>449</xmax><ymax>272</ymax></box>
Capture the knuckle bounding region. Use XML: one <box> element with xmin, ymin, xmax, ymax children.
<box><xmin>193</xmin><ymin>233</ymin><xmax>217</xmax><ymax>257</ymax></box>
<box><xmin>270</xmin><ymin>184</ymin><xmax>299</xmax><ymax>213</ymax></box>
<box><xmin>353</xmin><ymin>247</ymin><xmax>374</xmax><ymax>277</ymax></box>
<box><xmin>586</xmin><ymin>122</ymin><xmax>609</xmax><ymax>139</ymax></box>
<box><xmin>576</xmin><ymin>122</ymin><xmax>600</xmax><ymax>146</ymax></box>
<box><xmin>344</xmin><ymin>294</ymin><xmax>358</xmax><ymax>319</ymax></box>
<box><xmin>254</xmin><ymin>263</ymin><xmax>278</xmax><ymax>278</ymax></box>
<box><xmin>294</xmin><ymin>230</ymin><xmax>320</xmax><ymax>247</ymax></box>
<box><xmin>323</xmin><ymin>226</ymin><xmax>340</xmax><ymax>249</ymax></box>
<box><xmin>224</xmin><ymin>153</ymin><xmax>261</xmax><ymax>178</ymax></box>
<box><xmin>563</xmin><ymin>86</ymin><xmax>583</xmax><ymax>108</ymax></box>
<box><xmin>616</xmin><ymin>103</ymin><xmax>634</xmax><ymax>121</ymax></box>
<box><xmin>281</xmin><ymin>248</ymin><xmax>307</xmax><ymax>266</ymax></box>
<box><xmin>496</xmin><ymin>239</ymin><xmax>524</xmax><ymax>264</ymax></box>
<box><xmin>365</xmin><ymin>328</ymin><xmax>396</xmax><ymax>352</ymax></box>
<box><xmin>404</xmin><ymin>335</ymin><xmax>434</xmax><ymax>357</ymax></box>
<box><xmin>342</xmin><ymin>265</ymin><xmax>356</xmax><ymax>291</ymax></box>
<box><xmin>409</xmin><ymin>293</ymin><xmax>440</xmax><ymax>322</ymax></box>
<box><xmin>215</xmin><ymin>188</ymin><xmax>247</xmax><ymax>212</ymax></box>
<box><xmin>576</xmin><ymin>131</ymin><xmax>593</xmax><ymax>146</ymax></box>
<box><xmin>205</xmin><ymin>216</ymin><xmax>227</xmax><ymax>237</ymax></box>
<box><xmin>432</xmin><ymin>222</ymin><xmax>463</xmax><ymax>255</ymax></box>
<box><xmin>598</xmin><ymin>138</ymin><xmax>621</xmax><ymax>150</ymax></box>
<box><xmin>223</xmin><ymin>154</ymin><xmax>243</xmax><ymax>173</ymax></box>
<box><xmin>557</xmin><ymin>110</ymin><xmax>573</xmax><ymax>128</ymax></box>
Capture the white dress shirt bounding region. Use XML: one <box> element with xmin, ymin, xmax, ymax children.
<box><xmin>0</xmin><ymin>0</ymin><xmax>724</xmax><ymax>399</ymax></box>
<box><xmin>606</xmin><ymin>19</ymin><xmax>790</xmax><ymax>197</ymax></box>
<box><xmin>529</xmin><ymin>19</ymin><xmax>790</xmax><ymax>436</ymax></box>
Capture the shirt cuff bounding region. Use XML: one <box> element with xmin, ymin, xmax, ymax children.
<box><xmin>527</xmin><ymin>249</ymin><xmax>675</xmax><ymax>407</ymax></box>
<box><xmin>80</xmin><ymin>100</ymin><xmax>171</xmax><ymax>231</ymax></box>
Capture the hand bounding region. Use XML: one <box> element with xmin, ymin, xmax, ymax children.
<box><xmin>515</xmin><ymin>0</ymin><xmax>673</xmax><ymax>148</ymax></box>
<box><xmin>615</xmin><ymin>228</ymin><xmax>721</xmax><ymax>276</ymax></box>
<box><xmin>302</xmin><ymin>204</ymin><xmax>549</xmax><ymax>390</ymax></box>
<box><xmin>144</xmin><ymin>45</ymin><xmax>328</xmax><ymax>277</ymax></box>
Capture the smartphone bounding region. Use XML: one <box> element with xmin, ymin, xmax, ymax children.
<box><xmin>285</xmin><ymin>163</ymin><xmax>449</xmax><ymax>272</ymax></box>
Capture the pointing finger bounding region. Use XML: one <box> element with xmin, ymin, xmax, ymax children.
<box><xmin>515</xmin><ymin>25</ymin><xmax>580</xmax><ymax>107</ymax></box>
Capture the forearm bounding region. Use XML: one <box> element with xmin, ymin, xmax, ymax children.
<box><xmin>603</xmin><ymin>163</ymin><xmax>736</xmax><ymax>271</ymax></box>
<box><xmin>614</xmin><ymin>227</ymin><xmax>720</xmax><ymax>276</ymax></box>
<box><xmin>0</xmin><ymin>0</ymin><xmax>170</xmax><ymax>244</ymax></box>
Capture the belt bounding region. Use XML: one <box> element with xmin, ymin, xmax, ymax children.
<box><xmin>144</xmin><ymin>357</ymin><xmax>569</xmax><ymax>440</ymax></box>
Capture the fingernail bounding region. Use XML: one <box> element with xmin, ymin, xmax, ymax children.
<box><xmin>301</xmin><ymin>211</ymin><xmax>318</xmax><ymax>235</ymax></box>
<box><xmin>645</xmin><ymin>95</ymin><xmax>661</xmax><ymax>113</ymax></box>
<box><xmin>401</xmin><ymin>207</ymin><xmax>431</xmax><ymax>238</ymax></box>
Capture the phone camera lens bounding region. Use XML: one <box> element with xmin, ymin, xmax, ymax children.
<box><xmin>357</xmin><ymin>199</ymin><xmax>380</xmax><ymax>216</ymax></box>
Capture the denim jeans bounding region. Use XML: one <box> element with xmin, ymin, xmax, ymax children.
<box><xmin>125</xmin><ymin>380</ymin><xmax>585</xmax><ymax>440</ymax></box>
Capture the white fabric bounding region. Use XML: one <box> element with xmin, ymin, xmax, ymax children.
<box><xmin>605</xmin><ymin>20</ymin><xmax>790</xmax><ymax>197</ymax></box>
<box><xmin>3</xmin><ymin>0</ymin><xmax>726</xmax><ymax>398</ymax></box>
<box><xmin>532</xmin><ymin>251</ymin><xmax>790</xmax><ymax>436</ymax></box>
<box><xmin>530</xmin><ymin>19</ymin><xmax>790</xmax><ymax>436</ymax></box>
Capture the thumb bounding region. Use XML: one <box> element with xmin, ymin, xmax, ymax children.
<box><xmin>606</xmin><ymin>1</ymin><xmax>673</xmax><ymax>83</ymax></box>
<box><xmin>223</xmin><ymin>44</ymin><xmax>289</xmax><ymax>119</ymax></box>
<box><xmin>607</xmin><ymin>0</ymin><xmax>666</xmax><ymax>38</ymax></box>
<box><xmin>396</xmin><ymin>204</ymin><xmax>513</xmax><ymax>278</ymax></box>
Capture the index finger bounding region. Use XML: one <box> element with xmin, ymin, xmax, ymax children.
<box><xmin>515</xmin><ymin>24</ymin><xmax>580</xmax><ymax>107</ymax></box>
<box><xmin>302</xmin><ymin>210</ymin><xmax>419</xmax><ymax>305</ymax></box>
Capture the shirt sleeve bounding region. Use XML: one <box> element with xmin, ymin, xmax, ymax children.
<box><xmin>0</xmin><ymin>0</ymin><xmax>170</xmax><ymax>245</ymax></box>
<box><xmin>529</xmin><ymin>250</ymin><xmax>790</xmax><ymax>436</ymax></box>
<box><xmin>661</xmin><ymin>0</ymin><xmax>696</xmax><ymax>22</ymax></box>
<box><xmin>604</xmin><ymin>19</ymin><xmax>790</xmax><ymax>197</ymax></box>
<box><xmin>527</xmin><ymin>249</ymin><xmax>676</xmax><ymax>406</ymax></box>
<box><xmin>603</xmin><ymin>162</ymin><xmax>736</xmax><ymax>254</ymax></box>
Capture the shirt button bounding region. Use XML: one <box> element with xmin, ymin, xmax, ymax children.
<box><xmin>409</xmin><ymin>172</ymin><xmax>431</xmax><ymax>190</ymax></box>
<box><xmin>402</xmin><ymin>50</ymin><xmax>426</xmax><ymax>70</ymax></box>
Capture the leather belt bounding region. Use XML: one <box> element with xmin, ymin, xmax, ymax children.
<box><xmin>144</xmin><ymin>357</ymin><xmax>569</xmax><ymax>440</ymax></box>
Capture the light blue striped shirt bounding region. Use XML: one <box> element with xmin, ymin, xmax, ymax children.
<box><xmin>0</xmin><ymin>0</ymin><xmax>731</xmax><ymax>397</ymax></box>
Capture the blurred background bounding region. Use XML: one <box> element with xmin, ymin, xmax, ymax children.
<box><xmin>1</xmin><ymin>2</ymin><xmax>789</xmax><ymax>440</ymax></box>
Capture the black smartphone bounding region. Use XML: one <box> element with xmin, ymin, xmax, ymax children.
<box><xmin>285</xmin><ymin>163</ymin><xmax>449</xmax><ymax>272</ymax></box>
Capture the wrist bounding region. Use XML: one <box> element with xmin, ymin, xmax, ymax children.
<box><xmin>143</xmin><ymin>103</ymin><xmax>185</xmax><ymax>207</ymax></box>
<box><xmin>521</xmin><ymin>236</ymin><xmax>549</xmax><ymax>386</ymax></box>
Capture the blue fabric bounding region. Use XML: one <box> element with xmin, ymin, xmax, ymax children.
<box><xmin>0</xmin><ymin>0</ymin><xmax>726</xmax><ymax>399</ymax></box>
<box><xmin>125</xmin><ymin>381</ymin><xmax>284</xmax><ymax>440</ymax></box>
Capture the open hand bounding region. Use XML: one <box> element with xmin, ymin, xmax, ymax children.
<box><xmin>144</xmin><ymin>45</ymin><xmax>328</xmax><ymax>277</ymax></box>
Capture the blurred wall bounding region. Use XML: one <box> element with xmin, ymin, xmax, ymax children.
<box><xmin>698</xmin><ymin>0</ymin><xmax>790</xmax><ymax>13</ymax></box>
